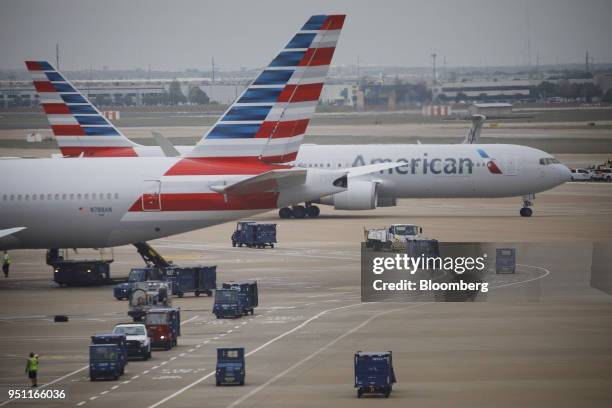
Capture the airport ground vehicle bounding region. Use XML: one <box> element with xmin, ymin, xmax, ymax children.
<box><xmin>354</xmin><ymin>351</ymin><xmax>396</xmax><ymax>398</ymax></box>
<box><xmin>496</xmin><ymin>248</ymin><xmax>516</xmax><ymax>274</ymax></box>
<box><xmin>90</xmin><ymin>334</ymin><xmax>128</xmax><ymax>379</ymax></box>
<box><xmin>231</xmin><ymin>221</ymin><xmax>277</xmax><ymax>248</ymax></box>
<box><xmin>47</xmin><ymin>248</ymin><xmax>113</xmax><ymax>286</ymax></box>
<box><xmin>89</xmin><ymin>344</ymin><xmax>123</xmax><ymax>381</ymax></box>
<box><xmin>113</xmin><ymin>267</ymin><xmax>164</xmax><ymax>300</ymax></box>
<box><xmin>405</xmin><ymin>239</ymin><xmax>440</xmax><ymax>259</ymax></box>
<box><xmin>213</xmin><ymin>289</ymin><xmax>243</xmax><ymax>318</ymax></box>
<box><xmin>570</xmin><ymin>168</ymin><xmax>592</xmax><ymax>181</ymax></box>
<box><xmin>222</xmin><ymin>281</ymin><xmax>258</xmax><ymax>315</ymax></box>
<box><xmin>112</xmin><ymin>323</ymin><xmax>151</xmax><ymax>360</ymax></box>
<box><xmin>166</xmin><ymin>265</ymin><xmax>216</xmax><ymax>297</ymax></box>
<box><xmin>365</xmin><ymin>224</ymin><xmax>423</xmax><ymax>251</ymax></box>
<box><xmin>145</xmin><ymin>307</ymin><xmax>181</xmax><ymax>350</ymax></box>
<box><xmin>128</xmin><ymin>281</ymin><xmax>172</xmax><ymax>321</ymax></box>
<box><xmin>215</xmin><ymin>347</ymin><xmax>245</xmax><ymax>386</ymax></box>
<box><xmin>592</xmin><ymin>168</ymin><xmax>612</xmax><ymax>182</ymax></box>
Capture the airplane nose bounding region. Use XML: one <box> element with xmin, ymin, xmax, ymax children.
<box><xmin>558</xmin><ymin>164</ymin><xmax>572</xmax><ymax>183</ymax></box>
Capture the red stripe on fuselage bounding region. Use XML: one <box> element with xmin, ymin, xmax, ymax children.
<box><xmin>51</xmin><ymin>125</ymin><xmax>85</xmax><ymax>136</ymax></box>
<box><xmin>277</xmin><ymin>83</ymin><xmax>323</xmax><ymax>103</ymax></box>
<box><xmin>255</xmin><ymin>119</ymin><xmax>309</xmax><ymax>139</ymax></box>
<box><xmin>164</xmin><ymin>157</ymin><xmax>290</xmax><ymax>176</ymax></box>
<box><xmin>128</xmin><ymin>192</ymin><xmax>279</xmax><ymax>212</ymax></box>
<box><xmin>60</xmin><ymin>146</ymin><xmax>138</xmax><ymax>157</ymax></box>
<box><xmin>298</xmin><ymin>47</ymin><xmax>335</xmax><ymax>67</ymax></box>
<box><xmin>261</xmin><ymin>151</ymin><xmax>299</xmax><ymax>163</ymax></box>
<box><xmin>42</xmin><ymin>103</ymin><xmax>71</xmax><ymax>114</ymax></box>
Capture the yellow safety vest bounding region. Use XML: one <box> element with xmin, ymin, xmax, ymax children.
<box><xmin>28</xmin><ymin>357</ymin><xmax>38</xmax><ymax>371</ymax></box>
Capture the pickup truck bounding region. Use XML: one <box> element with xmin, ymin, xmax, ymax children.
<box><xmin>113</xmin><ymin>323</ymin><xmax>151</xmax><ymax>360</ymax></box>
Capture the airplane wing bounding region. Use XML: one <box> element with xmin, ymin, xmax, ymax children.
<box><xmin>0</xmin><ymin>227</ymin><xmax>26</xmax><ymax>239</ymax></box>
<box><xmin>346</xmin><ymin>162</ymin><xmax>409</xmax><ymax>178</ymax></box>
<box><xmin>210</xmin><ymin>169</ymin><xmax>307</xmax><ymax>195</ymax></box>
<box><xmin>210</xmin><ymin>162</ymin><xmax>407</xmax><ymax>196</ymax></box>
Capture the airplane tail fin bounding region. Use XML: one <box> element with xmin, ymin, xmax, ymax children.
<box><xmin>25</xmin><ymin>61</ymin><xmax>138</xmax><ymax>157</ymax></box>
<box><xmin>185</xmin><ymin>15</ymin><xmax>345</xmax><ymax>162</ymax></box>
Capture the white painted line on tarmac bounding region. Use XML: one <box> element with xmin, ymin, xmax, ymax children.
<box><xmin>89</xmin><ymin>396</ymin><xmax>97</xmax><ymax>401</ymax></box>
<box><xmin>181</xmin><ymin>315</ymin><xmax>199</xmax><ymax>325</ymax></box>
<box><xmin>111</xmin><ymin>385</ymin><xmax>119</xmax><ymax>390</ymax></box>
<box><xmin>493</xmin><ymin>264</ymin><xmax>551</xmax><ymax>289</ymax></box>
<box><xmin>146</xmin><ymin>303</ymin><xmax>362</xmax><ymax>408</ymax></box>
<box><xmin>142</xmin><ymin>370</ymin><xmax>150</xmax><ymax>374</ymax></box>
<box><xmin>100</xmin><ymin>391</ymin><xmax>108</xmax><ymax>395</ymax></box>
<box><xmin>76</xmin><ymin>402</ymin><xmax>86</xmax><ymax>407</ymax></box>
<box><xmin>226</xmin><ymin>304</ymin><xmax>425</xmax><ymax>408</ymax></box>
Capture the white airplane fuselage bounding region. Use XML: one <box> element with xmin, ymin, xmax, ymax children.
<box><xmin>0</xmin><ymin>157</ymin><xmax>345</xmax><ymax>250</ymax></box>
<box><xmin>294</xmin><ymin>143</ymin><xmax>570</xmax><ymax>199</ymax></box>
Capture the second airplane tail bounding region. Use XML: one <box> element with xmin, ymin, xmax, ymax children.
<box><xmin>25</xmin><ymin>61</ymin><xmax>138</xmax><ymax>157</ymax></box>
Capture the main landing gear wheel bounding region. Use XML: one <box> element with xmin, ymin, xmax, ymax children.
<box><xmin>520</xmin><ymin>207</ymin><xmax>533</xmax><ymax>217</ymax></box>
<box><xmin>279</xmin><ymin>207</ymin><xmax>293</xmax><ymax>219</ymax></box>
<box><xmin>305</xmin><ymin>205</ymin><xmax>320</xmax><ymax>217</ymax></box>
<box><xmin>292</xmin><ymin>205</ymin><xmax>306</xmax><ymax>219</ymax></box>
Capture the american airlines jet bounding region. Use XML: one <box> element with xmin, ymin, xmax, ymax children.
<box><xmin>25</xmin><ymin>26</ymin><xmax>571</xmax><ymax>219</ymax></box>
<box><xmin>2</xmin><ymin>15</ymin><xmax>410</xmax><ymax>250</ymax></box>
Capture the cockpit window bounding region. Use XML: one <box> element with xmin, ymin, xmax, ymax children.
<box><xmin>539</xmin><ymin>157</ymin><xmax>560</xmax><ymax>165</ymax></box>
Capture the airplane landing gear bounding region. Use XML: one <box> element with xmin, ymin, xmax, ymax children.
<box><xmin>278</xmin><ymin>204</ymin><xmax>320</xmax><ymax>219</ymax></box>
<box><xmin>520</xmin><ymin>194</ymin><xmax>534</xmax><ymax>217</ymax></box>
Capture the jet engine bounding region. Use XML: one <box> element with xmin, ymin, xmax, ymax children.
<box><xmin>318</xmin><ymin>180</ymin><xmax>378</xmax><ymax>210</ymax></box>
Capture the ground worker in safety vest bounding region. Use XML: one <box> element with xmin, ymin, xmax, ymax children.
<box><xmin>2</xmin><ymin>252</ymin><xmax>10</xmax><ymax>278</ymax></box>
<box><xmin>25</xmin><ymin>352</ymin><xmax>39</xmax><ymax>387</ymax></box>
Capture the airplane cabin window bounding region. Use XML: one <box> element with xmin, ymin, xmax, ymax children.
<box><xmin>106</xmin><ymin>193</ymin><xmax>112</xmax><ymax>200</ymax></box>
<box><xmin>70</xmin><ymin>194</ymin><xmax>74</xmax><ymax>200</ymax></box>
<box><xmin>114</xmin><ymin>193</ymin><xmax>119</xmax><ymax>199</ymax></box>
<box><xmin>55</xmin><ymin>194</ymin><xmax>59</xmax><ymax>200</ymax></box>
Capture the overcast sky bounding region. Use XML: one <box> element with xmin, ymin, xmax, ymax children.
<box><xmin>1</xmin><ymin>0</ymin><xmax>611</xmax><ymax>71</ymax></box>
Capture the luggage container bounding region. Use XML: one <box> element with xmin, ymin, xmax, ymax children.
<box><xmin>231</xmin><ymin>221</ymin><xmax>276</xmax><ymax>248</ymax></box>
<box><xmin>496</xmin><ymin>248</ymin><xmax>516</xmax><ymax>274</ymax></box>
<box><xmin>165</xmin><ymin>266</ymin><xmax>216</xmax><ymax>297</ymax></box>
<box><xmin>213</xmin><ymin>288</ymin><xmax>243</xmax><ymax>318</ymax></box>
<box><xmin>215</xmin><ymin>347</ymin><xmax>245</xmax><ymax>385</ymax></box>
<box><xmin>47</xmin><ymin>248</ymin><xmax>114</xmax><ymax>286</ymax></box>
<box><xmin>406</xmin><ymin>239</ymin><xmax>440</xmax><ymax>259</ymax></box>
<box><xmin>145</xmin><ymin>307</ymin><xmax>181</xmax><ymax>350</ymax></box>
<box><xmin>89</xmin><ymin>344</ymin><xmax>123</xmax><ymax>381</ymax></box>
<box><xmin>90</xmin><ymin>333</ymin><xmax>128</xmax><ymax>376</ymax></box>
<box><xmin>354</xmin><ymin>351</ymin><xmax>396</xmax><ymax>398</ymax></box>
<box><xmin>222</xmin><ymin>281</ymin><xmax>258</xmax><ymax>315</ymax></box>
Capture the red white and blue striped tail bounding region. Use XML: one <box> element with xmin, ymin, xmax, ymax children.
<box><xmin>185</xmin><ymin>14</ymin><xmax>345</xmax><ymax>163</ymax></box>
<box><xmin>25</xmin><ymin>61</ymin><xmax>138</xmax><ymax>157</ymax></box>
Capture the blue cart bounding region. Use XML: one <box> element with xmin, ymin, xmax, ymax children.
<box><xmin>354</xmin><ymin>351</ymin><xmax>396</xmax><ymax>398</ymax></box>
<box><xmin>496</xmin><ymin>248</ymin><xmax>516</xmax><ymax>274</ymax></box>
<box><xmin>222</xmin><ymin>281</ymin><xmax>258</xmax><ymax>315</ymax></box>
<box><xmin>165</xmin><ymin>266</ymin><xmax>216</xmax><ymax>297</ymax></box>
<box><xmin>216</xmin><ymin>348</ymin><xmax>245</xmax><ymax>385</ymax></box>
<box><xmin>90</xmin><ymin>333</ymin><xmax>128</xmax><ymax>380</ymax></box>
<box><xmin>89</xmin><ymin>344</ymin><xmax>123</xmax><ymax>381</ymax></box>
<box><xmin>113</xmin><ymin>267</ymin><xmax>164</xmax><ymax>300</ymax></box>
<box><xmin>232</xmin><ymin>221</ymin><xmax>276</xmax><ymax>248</ymax></box>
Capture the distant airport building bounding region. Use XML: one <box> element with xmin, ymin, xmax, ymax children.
<box><xmin>432</xmin><ymin>80</ymin><xmax>534</xmax><ymax>102</ymax></box>
<box><xmin>0</xmin><ymin>78</ymin><xmax>248</xmax><ymax>108</ymax></box>
<box><xmin>468</xmin><ymin>102</ymin><xmax>513</xmax><ymax>117</ymax></box>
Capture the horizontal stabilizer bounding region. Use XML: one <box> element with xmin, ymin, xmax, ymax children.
<box><xmin>211</xmin><ymin>168</ymin><xmax>307</xmax><ymax>195</ymax></box>
<box><xmin>152</xmin><ymin>131</ymin><xmax>180</xmax><ymax>157</ymax></box>
<box><xmin>0</xmin><ymin>227</ymin><xmax>26</xmax><ymax>239</ymax></box>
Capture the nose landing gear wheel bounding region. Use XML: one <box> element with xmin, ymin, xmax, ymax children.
<box><xmin>520</xmin><ymin>207</ymin><xmax>533</xmax><ymax>217</ymax></box>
